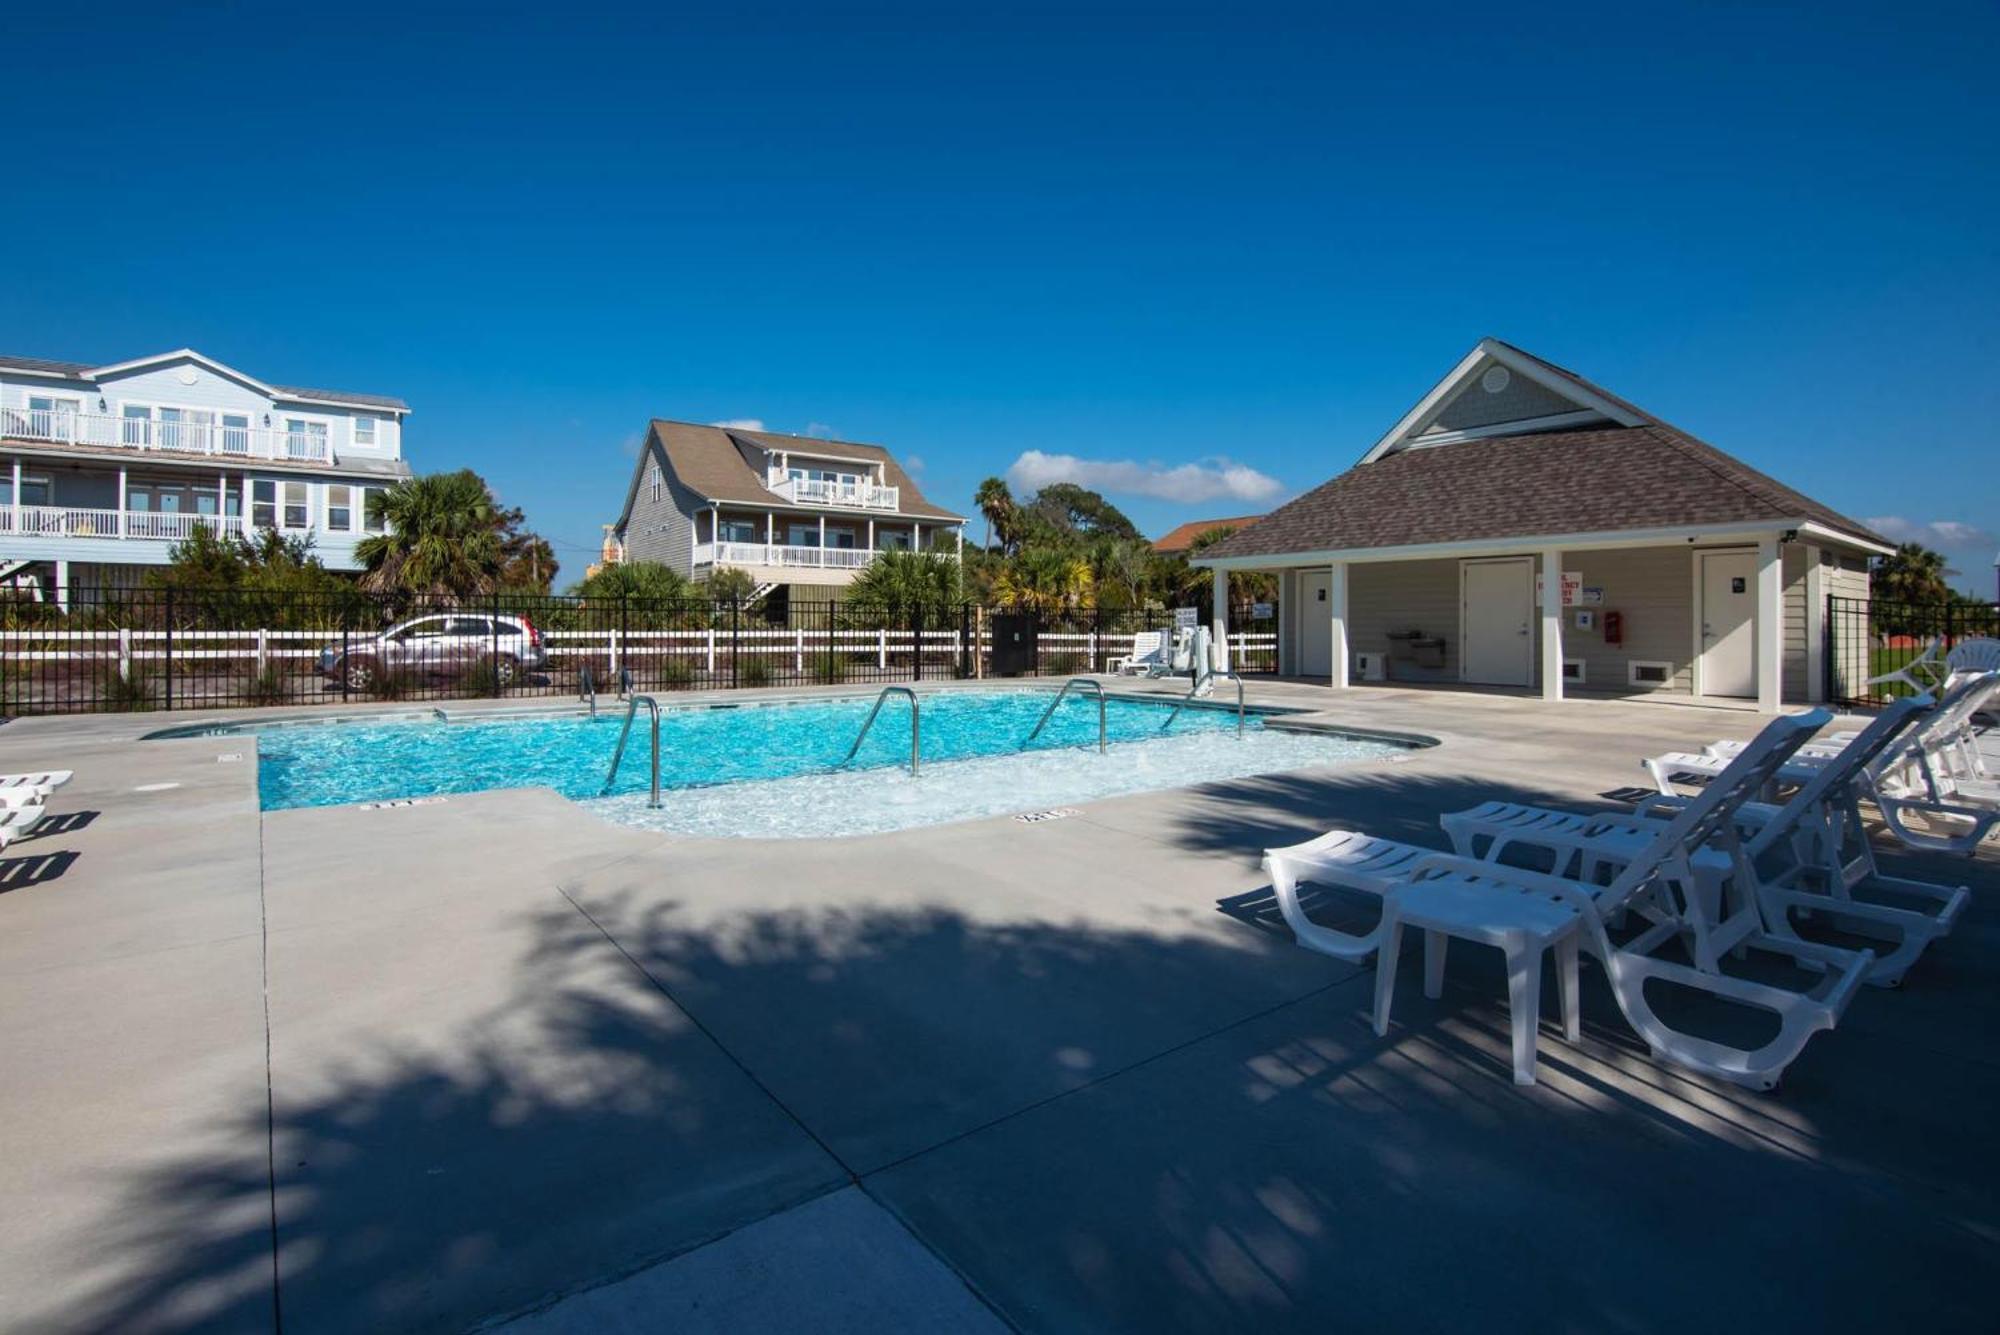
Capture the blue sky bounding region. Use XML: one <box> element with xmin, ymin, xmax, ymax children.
<box><xmin>4</xmin><ymin>2</ymin><xmax>1996</xmax><ymax>591</ymax></box>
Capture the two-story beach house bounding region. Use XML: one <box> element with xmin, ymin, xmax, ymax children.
<box><xmin>608</xmin><ymin>419</ymin><xmax>965</xmax><ymax>598</ymax></box>
<box><xmin>0</xmin><ymin>349</ymin><xmax>411</xmax><ymax>604</ymax></box>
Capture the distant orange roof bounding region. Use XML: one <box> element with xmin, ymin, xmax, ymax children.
<box><xmin>1152</xmin><ymin>514</ymin><xmax>1263</xmax><ymax>554</ymax></box>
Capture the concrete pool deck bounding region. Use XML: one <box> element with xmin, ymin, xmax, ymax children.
<box><xmin>0</xmin><ymin>680</ymin><xmax>1995</xmax><ymax>1331</ymax></box>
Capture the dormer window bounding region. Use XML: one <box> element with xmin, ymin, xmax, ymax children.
<box><xmin>647</xmin><ymin>462</ymin><xmax>663</xmax><ymax>502</ymax></box>
<box><xmin>353</xmin><ymin>415</ymin><xmax>378</xmax><ymax>446</ymax></box>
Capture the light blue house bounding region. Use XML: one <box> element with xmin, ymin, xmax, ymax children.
<box><xmin>0</xmin><ymin>349</ymin><xmax>412</xmax><ymax>602</ymax></box>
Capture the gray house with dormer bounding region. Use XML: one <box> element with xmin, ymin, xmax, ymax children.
<box><xmin>610</xmin><ymin>419</ymin><xmax>965</xmax><ymax>598</ymax></box>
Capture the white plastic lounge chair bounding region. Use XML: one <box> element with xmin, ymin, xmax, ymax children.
<box><xmin>1109</xmin><ymin>631</ymin><xmax>1170</xmax><ymax>676</ymax></box>
<box><xmin>1858</xmin><ymin>672</ymin><xmax>2000</xmax><ymax>852</ymax></box>
<box><xmin>1451</xmin><ymin>696</ymin><xmax>1965</xmax><ymax>987</ymax></box>
<box><xmin>1866</xmin><ymin>637</ymin><xmax>1947</xmax><ymax>697</ymax></box>
<box><xmin>1276</xmin><ymin>711</ymin><xmax>1873</xmax><ymax>1089</ymax></box>
<box><xmin>0</xmin><ymin>802</ymin><xmax>46</xmax><ymax>848</ymax></box>
<box><xmin>0</xmin><ymin>787</ymin><xmax>45</xmax><ymax>810</ymax></box>
<box><xmin>1945</xmin><ymin>636</ymin><xmax>2000</xmax><ymax>680</ymax></box>
<box><xmin>0</xmin><ymin>770</ymin><xmax>70</xmax><ymax>797</ymax></box>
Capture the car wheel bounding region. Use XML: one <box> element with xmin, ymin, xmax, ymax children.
<box><xmin>343</xmin><ymin>657</ymin><xmax>380</xmax><ymax>692</ymax></box>
<box><xmin>490</xmin><ymin>655</ymin><xmax>519</xmax><ymax>688</ymax></box>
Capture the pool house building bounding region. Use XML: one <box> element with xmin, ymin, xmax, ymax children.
<box><xmin>607</xmin><ymin>419</ymin><xmax>966</xmax><ymax>598</ymax></box>
<box><xmin>1198</xmin><ymin>339</ymin><xmax>1889</xmax><ymax>711</ymax></box>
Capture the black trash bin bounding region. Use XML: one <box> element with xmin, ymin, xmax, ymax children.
<box><xmin>991</xmin><ymin>614</ymin><xmax>1039</xmax><ymax>676</ymax></box>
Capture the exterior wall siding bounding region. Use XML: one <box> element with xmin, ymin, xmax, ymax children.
<box><xmin>618</xmin><ymin>452</ymin><xmax>699</xmax><ymax>575</ymax></box>
<box><xmin>1347</xmin><ymin>559</ymin><xmax>1463</xmax><ymax>682</ymax></box>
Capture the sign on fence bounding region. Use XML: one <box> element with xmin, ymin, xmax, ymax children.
<box><xmin>1173</xmin><ymin>607</ymin><xmax>1199</xmax><ymax>629</ymax></box>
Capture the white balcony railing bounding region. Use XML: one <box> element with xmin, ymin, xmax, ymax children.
<box><xmin>764</xmin><ymin>473</ymin><xmax>901</xmax><ymax>511</ymax></box>
<box><xmin>0</xmin><ymin>407</ymin><xmax>332</xmax><ymax>463</ymax></box>
<box><xmin>694</xmin><ymin>542</ymin><xmax>883</xmax><ymax>571</ymax></box>
<box><xmin>0</xmin><ymin>506</ymin><xmax>239</xmax><ymax>541</ymax></box>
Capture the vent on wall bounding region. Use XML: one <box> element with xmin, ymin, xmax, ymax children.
<box><xmin>1628</xmin><ymin>660</ymin><xmax>1673</xmax><ymax>687</ymax></box>
<box><xmin>1563</xmin><ymin>658</ymin><xmax>1586</xmax><ymax>684</ymax></box>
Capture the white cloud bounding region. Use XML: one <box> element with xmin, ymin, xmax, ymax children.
<box><xmin>902</xmin><ymin>453</ymin><xmax>927</xmax><ymax>476</ymax></box>
<box><xmin>709</xmin><ymin>418</ymin><xmax>766</xmax><ymax>431</ymax></box>
<box><xmin>804</xmin><ymin>422</ymin><xmax>836</xmax><ymax>439</ymax></box>
<box><xmin>618</xmin><ymin>432</ymin><xmax>644</xmax><ymax>459</ymax></box>
<box><xmin>1865</xmin><ymin>516</ymin><xmax>1996</xmax><ymax>552</ymax></box>
<box><xmin>1006</xmin><ymin>450</ymin><xmax>1284</xmax><ymax>505</ymax></box>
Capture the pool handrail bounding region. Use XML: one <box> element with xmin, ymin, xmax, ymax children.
<box><xmin>840</xmin><ymin>685</ymin><xmax>920</xmax><ymax>775</ymax></box>
<box><xmin>1027</xmin><ymin>677</ymin><xmax>1107</xmax><ymax>753</ymax></box>
<box><xmin>603</xmin><ymin>693</ymin><xmax>663</xmax><ymax>807</ymax></box>
<box><xmin>580</xmin><ymin>664</ymin><xmax>597</xmax><ymax>719</ymax></box>
<box><xmin>1160</xmin><ymin>671</ymin><xmax>1245</xmax><ymax>735</ymax></box>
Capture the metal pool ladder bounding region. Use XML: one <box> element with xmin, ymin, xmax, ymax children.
<box><xmin>580</xmin><ymin>664</ymin><xmax>597</xmax><ymax>719</ymax></box>
<box><xmin>1026</xmin><ymin>677</ymin><xmax>1106</xmax><ymax>753</ymax></box>
<box><xmin>603</xmin><ymin>694</ymin><xmax>663</xmax><ymax>807</ymax></box>
<box><xmin>840</xmin><ymin>686</ymin><xmax>921</xmax><ymax>775</ymax></box>
<box><xmin>1160</xmin><ymin>671</ymin><xmax>1245</xmax><ymax>735</ymax></box>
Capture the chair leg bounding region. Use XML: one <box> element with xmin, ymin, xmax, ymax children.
<box><xmin>1505</xmin><ymin>943</ymin><xmax>1543</xmax><ymax>1086</ymax></box>
<box><xmin>1372</xmin><ymin>918</ymin><xmax>1404</xmax><ymax>1038</ymax></box>
<box><xmin>1556</xmin><ymin>932</ymin><xmax>1580</xmax><ymax>1043</ymax></box>
<box><xmin>1423</xmin><ymin>929</ymin><xmax>1447</xmax><ymax>999</ymax></box>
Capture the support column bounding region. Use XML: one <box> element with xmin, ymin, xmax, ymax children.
<box><xmin>1541</xmin><ymin>546</ymin><xmax>1564</xmax><ymax>702</ymax></box>
<box><xmin>766</xmin><ymin>512</ymin><xmax>774</xmax><ymax>545</ymax></box>
<box><xmin>955</xmin><ymin>526</ymin><xmax>963</xmax><ymax>558</ymax></box>
<box><xmin>913</xmin><ymin>521</ymin><xmax>922</xmax><ymax>551</ymax></box>
<box><xmin>1210</xmin><ymin>566</ymin><xmax>1230</xmax><ymax>675</ymax></box>
<box><xmin>867</xmin><ymin>517</ymin><xmax>875</xmax><ymax>551</ymax></box>
<box><xmin>1329</xmin><ymin>562</ymin><xmax>1350</xmax><ymax>689</ymax></box>
<box><xmin>117</xmin><ymin>468</ymin><xmax>128</xmax><ymax>538</ymax></box>
<box><xmin>1804</xmin><ymin>546</ymin><xmax>1826</xmax><ymax>703</ymax></box>
<box><xmin>818</xmin><ymin>514</ymin><xmax>826</xmax><ymax>553</ymax></box>
<box><xmin>218</xmin><ymin>472</ymin><xmax>228</xmax><ymax>531</ymax></box>
<box><xmin>10</xmin><ymin>459</ymin><xmax>20</xmax><ymax>534</ymax></box>
<box><xmin>1756</xmin><ymin>535</ymin><xmax>1783</xmax><ymax>712</ymax></box>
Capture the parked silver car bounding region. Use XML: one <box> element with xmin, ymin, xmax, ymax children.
<box><xmin>318</xmin><ymin>613</ymin><xmax>548</xmax><ymax>692</ymax></box>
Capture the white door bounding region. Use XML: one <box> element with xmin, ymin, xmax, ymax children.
<box><xmin>1460</xmin><ymin>558</ymin><xmax>1534</xmax><ymax>686</ymax></box>
<box><xmin>1698</xmin><ymin>550</ymin><xmax>1757</xmax><ymax>698</ymax></box>
<box><xmin>1298</xmin><ymin>571</ymin><xmax>1332</xmax><ymax>676</ymax></box>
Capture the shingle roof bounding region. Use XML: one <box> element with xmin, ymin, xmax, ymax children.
<box><xmin>1152</xmin><ymin>514</ymin><xmax>1263</xmax><ymax>553</ymax></box>
<box><xmin>1203</xmin><ymin>423</ymin><xmax>1885</xmax><ymax>561</ymax></box>
<box><xmin>638</xmin><ymin>419</ymin><xmax>963</xmax><ymax>521</ymax></box>
<box><xmin>0</xmin><ymin>352</ymin><xmax>408</xmax><ymax>411</ymax></box>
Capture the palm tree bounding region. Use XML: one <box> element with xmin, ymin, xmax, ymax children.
<box><xmin>355</xmin><ymin>470</ymin><xmax>504</xmax><ymax>600</ymax></box>
<box><xmin>1872</xmin><ymin>542</ymin><xmax>1952</xmax><ymax>607</ymax></box>
<box><xmin>993</xmin><ymin>548</ymin><xmax>1094</xmax><ymax>613</ymax></box>
<box><xmin>571</xmin><ymin>560</ymin><xmax>692</xmax><ymax>604</ymax></box>
<box><xmin>974</xmin><ymin>476</ymin><xmax>1014</xmax><ymax>554</ymax></box>
<box><xmin>845</xmin><ymin>550</ymin><xmax>962</xmax><ymax>618</ymax></box>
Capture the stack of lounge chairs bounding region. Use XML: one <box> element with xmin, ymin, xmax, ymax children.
<box><xmin>1262</xmin><ymin>678</ymin><xmax>1996</xmax><ymax>1090</ymax></box>
<box><xmin>0</xmin><ymin>770</ymin><xmax>71</xmax><ymax>849</ymax></box>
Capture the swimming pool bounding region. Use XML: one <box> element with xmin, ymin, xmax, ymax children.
<box><xmin>208</xmin><ymin>688</ymin><xmax>1415</xmax><ymax>834</ymax></box>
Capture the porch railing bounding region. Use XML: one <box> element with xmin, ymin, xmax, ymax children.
<box><xmin>694</xmin><ymin>542</ymin><xmax>882</xmax><ymax>571</ymax></box>
<box><xmin>0</xmin><ymin>506</ymin><xmax>239</xmax><ymax>541</ymax></box>
<box><xmin>0</xmin><ymin>407</ymin><xmax>332</xmax><ymax>463</ymax></box>
<box><xmin>764</xmin><ymin>474</ymin><xmax>900</xmax><ymax>510</ymax></box>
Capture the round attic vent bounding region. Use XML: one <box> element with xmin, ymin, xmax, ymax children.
<box><xmin>176</xmin><ymin>365</ymin><xmax>199</xmax><ymax>386</ymax></box>
<box><xmin>1480</xmin><ymin>365</ymin><xmax>1511</xmax><ymax>394</ymax></box>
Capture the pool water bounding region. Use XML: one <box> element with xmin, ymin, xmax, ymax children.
<box><xmin>245</xmin><ymin>688</ymin><xmax>1413</xmax><ymax>833</ymax></box>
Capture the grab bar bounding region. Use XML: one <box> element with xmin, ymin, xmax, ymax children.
<box><xmin>603</xmin><ymin>693</ymin><xmax>663</xmax><ymax>807</ymax></box>
<box><xmin>580</xmin><ymin>664</ymin><xmax>597</xmax><ymax>719</ymax></box>
<box><xmin>1160</xmin><ymin>671</ymin><xmax>1245</xmax><ymax>736</ymax></box>
<box><xmin>1026</xmin><ymin>677</ymin><xmax>1107</xmax><ymax>753</ymax></box>
<box><xmin>840</xmin><ymin>686</ymin><xmax>920</xmax><ymax>775</ymax></box>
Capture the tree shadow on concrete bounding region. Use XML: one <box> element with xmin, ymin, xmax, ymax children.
<box><xmin>56</xmin><ymin>773</ymin><xmax>2000</xmax><ymax>1334</ymax></box>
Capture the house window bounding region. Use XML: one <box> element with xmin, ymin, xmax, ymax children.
<box><xmin>283</xmin><ymin>481</ymin><xmax>310</xmax><ymax>529</ymax></box>
<box><xmin>0</xmin><ymin>475</ymin><xmax>51</xmax><ymax>507</ymax></box>
<box><xmin>879</xmin><ymin>530</ymin><xmax>911</xmax><ymax>551</ymax></box>
<box><xmin>120</xmin><ymin>404</ymin><xmax>152</xmax><ymax>445</ymax></box>
<box><xmin>327</xmin><ymin>485</ymin><xmax>353</xmax><ymax>532</ymax></box>
<box><xmin>353</xmin><ymin>416</ymin><xmax>377</xmax><ymax>447</ymax></box>
<box><xmin>283</xmin><ymin>418</ymin><xmax>329</xmax><ymax>460</ymax></box>
<box><xmin>648</xmin><ymin>463</ymin><xmax>663</xmax><ymax>503</ymax></box>
<box><xmin>718</xmin><ymin>519</ymin><xmax>757</xmax><ymax>543</ymax></box>
<box><xmin>361</xmin><ymin>487</ymin><xmax>386</xmax><ymax>532</ymax></box>
<box><xmin>251</xmin><ymin>480</ymin><xmax>277</xmax><ymax>529</ymax></box>
<box><xmin>787</xmin><ymin>522</ymin><xmax>820</xmax><ymax>547</ymax></box>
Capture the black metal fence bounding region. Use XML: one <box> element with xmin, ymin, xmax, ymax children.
<box><xmin>0</xmin><ymin>589</ymin><xmax>1280</xmax><ymax>715</ymax></box>
<box><xmin>1825</xmin><ymin>596</ymin><xmax>2000</xmax><ymax>705</ymax></box>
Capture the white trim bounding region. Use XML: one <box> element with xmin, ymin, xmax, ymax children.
<box><xmin>1359</xmin><ymin>338</ymin><xmax>1643</xmax><ymax>464</ymax></box>
<box><xmin>1539</xmin><ymin>546</ymin><xmax>1564</xmax><ymax>701</ymax></box>
<box><xmin>1804</xmin><ymin>546</ymin><xmax>1826</xmax><ymax>704</ymax></box>
<box><xmin>1627</xmin><ymin>660</ymin><xmax>1674</xmax><ymax>688</ymax></box>
<box><xmin>1328</xmin><ymin>562</ymin><xmax>1349</xmax><ymax>689</ymax></box>
<box><xmin>1797</xmin><ymin>519</ymin><xmax>1893</xmax><ymax>557</ymax></box>
<box><xmin>1401</xmin><ymin>409</ymin><xmax>1606</xmax><ymax>449</ymax></box>
<box><xmin>1194</xmin><ymin>519</ymin><xmax>1828</xmax><ymax>571</ymax></box>
<box><xmin>1755</xmin><ymin>536</ymin><xmax>1783</xmax><ymax>712</ymax></box>
<box><xmin>3</xmin><ymin>353</ymin><xmax>405</xmax><ymax>415</ymax></box>
<box><xmin>91</xmin><ymin>349</ymin><xmax>279</xmax><ymax>396</ymax></box>
<box><xmin>1457</xmin><ymin>555</ymin><xmax>1535</xmax><ymax>687</ymax></box>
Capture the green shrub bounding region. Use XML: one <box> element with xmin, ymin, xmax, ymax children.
<box><xmin>811</xmin><ymin>651</ymin><xmax>850</xmax><ymax>685</ymax></box>
<box><xmin>458</xmin><ymin>660</ymin><xmax>504</xmax><ymax>697</ymax></box>
<box><xmin>657</xmin><ymin>657</ymin><xmax>695</xmax><ymax>689</ymax></box>
<box><xmin>1043</xmin><ymin>652</ymin><xmax>1083</xmax><ymax>676</ymax></box>
<box><xmin>364</xmin><ymin>665</ymin><xmax>425</xmax><ymax>701</ymax></box>
<box><xmin>243</xmin><ymin>664</ymin><xmax>291</xmax><ymax>707</ymax></box>
<box><xmin>737</xmin><ymin>656</ymin><xmax>773</xmax><ymax>688</ymax></box>
<box><xmin>98</xmin><ymin>666</ymin><xmax>153</xmax><ymax>712</ymax></box>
